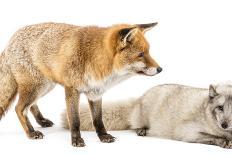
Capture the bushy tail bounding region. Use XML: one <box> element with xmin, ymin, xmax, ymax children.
<box><xmin>0</xmin><ymin>54</ymin><xmax>18</xmax><ymax>120</ymax></box>
<box><xmin>62</xmin><ymin>98</ymin><xmax>138</xmax><ymax>131</ymax></box>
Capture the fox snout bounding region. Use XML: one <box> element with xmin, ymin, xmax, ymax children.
<box><xmin>141</xmin><ymin>66</ymin><xmax>162</xmax><ymax>76</ymax></box>
<box><xmin>140</xmin><ymin>54</ymin><xmax>162</xmax><ymax>76</ymax></box>
<box><xmin>136</xmin><ymin>63</ymin><xmax>162</xmax><ymax>76</ymax></box>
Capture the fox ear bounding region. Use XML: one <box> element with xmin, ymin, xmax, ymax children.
<box><xmin>137</xmin><ymin>22</ymin><xmax>158</xmax><ymax>33</ymax></box>
<box><xmin>119</xmin><ymin>27</ymin><xmax>138</xmax><ymax>45</ymax></box>
<box><xmin>209</xmin><ymin>85</ymin><xmax>219</xmax><ymax>98</ymax></box>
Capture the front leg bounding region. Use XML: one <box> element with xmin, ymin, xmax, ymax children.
<box><xmin>65</xmin><ymin>87</ymin><xmax>85</xmax><ymax>147</ymax></box>
<box><xmin>88</xmin><ymin>98</ymin><xmax>115</xmax><ymax>143</ymax></box>
<box><xmin>197</xmin><ymin>132</ymin><xmax>232</xmax><ymax>149</ymax></box>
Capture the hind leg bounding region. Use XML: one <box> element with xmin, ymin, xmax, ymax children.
<box><xmin>30</xmin><ymin>104</ymin><xmax>54</xmax><ymax>128</ymax></box>
<box><xmin>15</xmin><ymin>86</ymin><xmax>43</xmax><ymax>139</ymax></box>
<box><xmin>30</xmin><ymin>81</ymin><xmax>55</xmax><ymax>127</ymax></box>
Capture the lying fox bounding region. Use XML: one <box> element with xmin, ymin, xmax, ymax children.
<box><xmin>63</xmin><ymin>83</ymin><xmax>232</xmax><ymax>148</ymax></box>
<box><xmin>0</xmin><ymin>22</ymin><xmax>162</xmax><ymax>147</ymax></box>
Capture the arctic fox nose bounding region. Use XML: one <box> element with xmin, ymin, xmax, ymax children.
<box><xmin>157</xmin><ymin>67</ymin><xmax>162</xmax><ymax>73</ymax></box>
<box><xmin>221</xmin><ymin>122</ymin><xmax>228</xmax><ymax>129</ymax></box>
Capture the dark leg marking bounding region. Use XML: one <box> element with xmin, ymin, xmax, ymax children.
<box><xmin>88</xmin><ymin>99</ymin><xmax>115</xmax><ymax>143</ymax></box>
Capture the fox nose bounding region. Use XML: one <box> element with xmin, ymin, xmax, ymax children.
<box><xmin>221</xmin><ymin>122</ymin><xmax>228</xmax><ymax>129</ymax></box>
<box><xmin>157</xmin><ymin>67</ymin><xmax>162</xmax><ymax>73</ymax></box>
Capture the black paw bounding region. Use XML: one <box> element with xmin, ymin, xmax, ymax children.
<box><xmin>38</xmin><ymin>118</ymin><xmax>54</xmax><ymax>127</ymax></box>
<box><xmin>28</xmin><ymin>130</ymin><xmax>44</xmax><ymax>139</ymax></box>
<box><xmin>72</xmin><ymin>137</ymin><xmax>85</xmax><ymax>147</ymax></box>
<box><xmin>136</xmin><ymin>128</ymin><xmax>147</xmax><ymax>136</ymax></box>
<box><xmin>99</xmin><ymin>134</ymin><xmax>116</xmax><ymax>143</ymax></box>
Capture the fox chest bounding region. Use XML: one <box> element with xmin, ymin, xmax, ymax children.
<box><xmin>80</xmin><ymin>72</ymin><xmax>132</xmax><ymax>101</ymax></box>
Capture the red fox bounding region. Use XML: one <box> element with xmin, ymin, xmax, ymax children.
<box><xmin>0</xmin><ymin>22</ymin><xmax>162</xmax><ymax>147</ymax></box>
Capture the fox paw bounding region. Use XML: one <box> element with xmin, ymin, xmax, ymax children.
<box><xmin>99</xmin><ymin>134</ymin><xmax>116</xmax><ymax>143</ymax></box>
<box><xmin>72</xmin><ymin>137</ymin><xmax>85</xmax><ymax>147</ymax></box>
<box><xmin>28</xmin><ymin>130</ymin><xmax>44</xmax><ymax>139</ymax></box>
<box><xmin>220</xmin><ymin>140</ymin><xmax>232</xmax><ymax>149</ymax></box>
<box><xmin>136</xmin><ymin>128</ymin><xmax>147</xmax><ymax>136</ymax></box>
<box><xmin>38</xmin><ymin>118</ymin><xmax>54</xmax><ymax>128</ymax></box>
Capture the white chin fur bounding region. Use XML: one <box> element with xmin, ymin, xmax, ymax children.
<box><xmin>143</xmin><ymin>67</ymin><xmax>157</xmax><ymax>76</ymax></box>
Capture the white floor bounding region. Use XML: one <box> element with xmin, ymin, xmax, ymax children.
<box><xmin>0</xmin><ymin>107</ymin><xmax>231</xmax><ymax>155</ymax></box>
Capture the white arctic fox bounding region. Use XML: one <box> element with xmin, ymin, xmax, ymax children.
<box><xmin>62</xmin><ymin>83</ymin><xmax>232</xmax><ymax>148</ymax></box>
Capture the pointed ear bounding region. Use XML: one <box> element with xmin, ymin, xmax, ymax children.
<box><xmin>119</xmin><ymin>27</ymin><xmax>138</xmax><ymax>45</ymax></box>
<box><xmin>209</xmin><ymin>85</ymin><xmax>219</xmax><ymax>98</ymax></box>
<box><xmin>137</xmin><ymin>22</ymin><xmax>158</xmax><ymax>33</ymax></box>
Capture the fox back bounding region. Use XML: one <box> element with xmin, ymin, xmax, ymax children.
<box><xmin>4</xmin><ymin>23</ymin><xmax>160</xmax><ymax>87</ymax></box>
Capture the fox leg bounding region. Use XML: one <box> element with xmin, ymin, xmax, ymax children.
<box><xmin>196</xmin><ymin>132</ymin><xmax>232</xmax><ymax>149</ymax></box>
<box><xmin>88</xmin><ymin>98</ymin><xmax>115</xmax><ymax>143</ymax></box>
<box><xmin>65</xmin><ymin>87</ymin><xmax>85</xmax><ymax>147</ymax></box>
<box><xmin>15</xmin><ymin>87</ymin><xmax>43</xmax><ymax>139</ymax></box>
<box><xmin>30</xmin><ymin>104</ymin><xmax>54</xmax><ymax>127</ymax></box>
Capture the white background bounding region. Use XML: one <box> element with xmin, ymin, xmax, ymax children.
<box><xmin>0</xmin><ymin>0</ymin><xmax>232</xmax><ymax>154</ymax></box>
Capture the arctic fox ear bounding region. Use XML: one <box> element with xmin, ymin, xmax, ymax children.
<box><xmin>137</xmin><ymin>22</ymin><xmax>158</xmax><ymax>33</ymax></box>
<box><xmin>119</xmin><ymin>27</ymin><xmax>138</xmax><ymax>45</ymax></box>
<box><xmin>209</xmin><ymin>85</ymin><xmax>219</xmax><ymax>98</ymax></box>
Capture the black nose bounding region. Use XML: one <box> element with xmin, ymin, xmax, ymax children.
<box><xmin>157</xmin><ymin>67</ymin><xmax>162</xmax><ymax>73</ymax></box>
<box><xmin>221</xmin><ymin>122</ymin><xmax>228</xmax><ymax>129</ymax></box>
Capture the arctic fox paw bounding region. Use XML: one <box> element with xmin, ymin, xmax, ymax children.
<box><xmin>221</xmin><ymin>140</ymin><xmax>232</xmax><ymax>149</ymax></box>
<box><xmin>136</xmin><ymin>128</ymin><xmax>147</xmax><ymax>136</ymax></box>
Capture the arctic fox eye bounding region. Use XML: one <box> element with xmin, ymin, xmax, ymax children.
<box><xmin>138</xmin><ymin>52</ymin><xmax>144</xmax><ymax>57</ymax></box>
<box><xmin>217</xmin><ymin>106</ymin><xmax>224</xmax><ymax>111</ymax></box>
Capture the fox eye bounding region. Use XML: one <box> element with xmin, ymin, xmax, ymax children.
<box><xmin>138</xmin><ymin>52</ymin><xmax>144</xmax><ymax>57</ymax></box>
<box><xmin>217</xmin><ymin>106</ymin><xmax>224</xmax><ymax>111</ymax></box>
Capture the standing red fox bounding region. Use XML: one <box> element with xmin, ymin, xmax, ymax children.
<box><xmin>0</xmin><ymin>22</ymin><xmax>162</xmax><ymax>147</ymax></box>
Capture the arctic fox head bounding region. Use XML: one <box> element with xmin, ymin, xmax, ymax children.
<box><xmin>208</xmin><ymin>84</ymin><xmax>232</xmax><ymax>131</ymax></box>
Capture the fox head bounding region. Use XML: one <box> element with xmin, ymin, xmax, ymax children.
<box><xmin>207</xmin><ymin>84</ymin><xmax>232</xmax><ymax>131</ymax></box>
<box><xmin>109</xmin><ymin>23</ymin><xmax>162</xmax><ymax>76</ymax></box>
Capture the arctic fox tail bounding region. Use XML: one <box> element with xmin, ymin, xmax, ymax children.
<box><xmin>0</xmin><ymin>53</ymin><xmax>18</xmax><ymax>120</ymax></box>
<box><xmin>62</xmin><ymin>98</ymin><xmax>138</xmax><ymax>131</ymax></box>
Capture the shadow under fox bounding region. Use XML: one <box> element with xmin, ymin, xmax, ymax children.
<box><xmin>62</xmin><ymin>83</ymin><xmax>232</xmax><ymax>149</ymax></box>
<box><xmin>0</xmin><ymin>22</ymin><xmax>162</xmax><ymax>147</ymax></box>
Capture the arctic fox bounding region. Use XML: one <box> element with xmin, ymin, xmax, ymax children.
<box><xmin>62</xmin><ymin>83</ymin><xmax>232</xmax><ymax>148</ymax></box>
